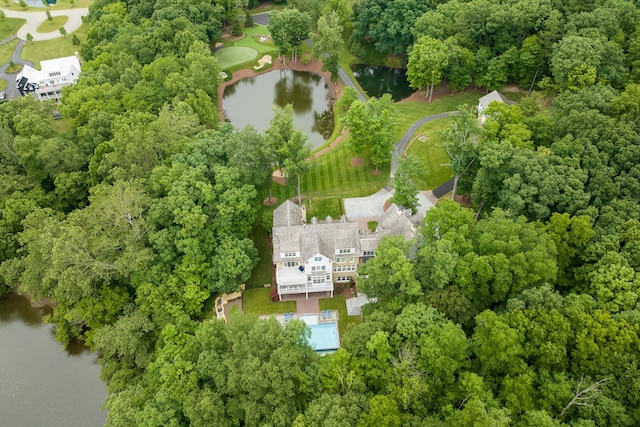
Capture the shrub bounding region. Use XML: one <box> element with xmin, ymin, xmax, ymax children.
<box><xmin>348</xmin><ymin>36</ymin><xmax>366</xmax><ymax>58</ymax></box>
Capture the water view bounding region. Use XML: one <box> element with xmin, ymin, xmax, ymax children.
<box><xmin>351</xmin><ymin>64</ymin><xmax>414</xmax><ymax>101</ymax></box>
<box><xmin>222</xmin><ymin>69</ymin><xmax>335</xmax><ymax>149</ymax></box>
<box><xmin>0</xmin><ymin>293</ymin><xmax>107</xmax><ymax>427</ymax></box>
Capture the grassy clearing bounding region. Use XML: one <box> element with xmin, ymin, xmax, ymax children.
<box><xmin>0</xmin><ymin>38</ymin><xmax>19</xmax><ymax>65</ymax></box>
<box><xmin>36</xmin><ymin>16</ymin><xmax>68</xmax><ymax>33</ymax></box>
<box><xmin>243</xmin><ymin>287</ymin><xmax>296</xmax><ymax>315</ymax></box>
<box><xmin>319</xmin><ymin>296</ymin><xmax>361</xmax><ymax>337</ymax></box>
<box><xmin>406</xmin><ymin>118</ymin><xmax>454</xmax><ymax>190</ymax></box>
<box><xmin>0</xmin><ymin>18</ymin><xmax>25</xmax><ymax>40</ymax></box>
<box><xmin>20</xmin><ymin>22</ymin><xmax>89</xmax><ymax>66</ymax></box>
<box><xmin>219</xmin><ymin>25</ymin><xmax>278</xmax><ymax>72</ymax></box>
<box><xmin>308</xmin><ymin>197</ymin><xmax>342</xmax><ymax>219</ymax></box>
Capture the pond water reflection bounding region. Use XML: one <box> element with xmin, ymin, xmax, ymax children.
<box><xmin>351</xmin><ymin>64</ymin><xmax>414</xmax><ymax>101</ymax></box>
<box><xmin>222</xmin><ymin>69</ymin><xmax>335</xmax><ymax>149</ymax></box>
<box><xmin>0</xmin><ymin>293</ymin><xmax>107</xmax><ymax>427</ymax></box>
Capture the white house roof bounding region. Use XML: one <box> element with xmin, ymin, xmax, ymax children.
<box><xmin>17</xmin><ymin>55</ymin><xmax>81</xmax><ymax>85</ymax></box>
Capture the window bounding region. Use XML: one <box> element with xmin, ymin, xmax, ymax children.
<box><xmin>48</xmin><ymin>71</ymin><xmax>61</xmax><ymax>77</ymax></box>
<box><xmin>283</xmin><ymin>252</ymin><xmax>297</xmax><ymax>258</ymax></box>
<box><xmin>284</xmin><ymin>261</ymin><xmax>298</xmax><ymax>268</ymax></box>
<box><xmin>321</xmin><ymin>265</ymin><xmax>326</xmax><ymax>271</ymax></box>
<box><xmin>338</xmin><ymin>248</ymin><xmax>353</xmax><ymax>254</ymax></box>
<box><xmin>334</xmin><ymin>265</ymin><xmax>355</xmax><ymax>272</ymax></box>
<box><xmin>336</xmin><ymin>276</ymin><xmax>350</xmax><ymax>282</ymax></box>
<box><xmin>314</xmin><ymin>256</ymin><xmax>322</xmax><ymax>262</ymax></box>
<box><xmin>363</xmin><ymin>250</ymin><xmax>375</xmax><ymax>257</ymax></box>
<box><xmin>311</xmin><ymin>266</ymin><xmax>317</xmax><ymax>271</ymax></box>
<box><xmin>348</xmin><ymin>256</ymin><xmax>355</xmax><ymax>263</ymax></box>
<box><xmin>312</xmin><ymin>277</ymin><xmax>325</xmax><ymax>285</ymax></box>
<box><xmin>335</xmin><ymin>256</ymin><xmax>346</xmax><ymax>263</ymax></box>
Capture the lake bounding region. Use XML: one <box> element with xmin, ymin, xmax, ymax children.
<box><xmin>0</xmin><ymin>293</ymin><xmax>107</xmax><ymax>427</ymax></box>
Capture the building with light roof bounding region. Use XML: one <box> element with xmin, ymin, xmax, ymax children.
<box><xmin>16</xmin><ymin>54</ymin><xmax>81</xmax><ymax>101</ymax></box>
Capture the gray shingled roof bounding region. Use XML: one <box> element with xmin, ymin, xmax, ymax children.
<box><xmin>478</xmin><ymin>90</ymin><xmax>515</xmax><ymax>111</ymax></box>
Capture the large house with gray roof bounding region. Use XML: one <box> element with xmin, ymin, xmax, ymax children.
<box><xmin>272</xmin><ymin>200</ymin><xmax>417</xmax><ymax>300</ymax></box>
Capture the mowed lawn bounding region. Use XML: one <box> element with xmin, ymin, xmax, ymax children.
<box><xmin>0</xmin><ymin>18</ymin><xmax>25</xmax><ymax>40</ymax></box>
<box><xmin>215</xmin><ymin>46</ymin><xmax>258</xmax><ymax>69</ymax></box>
<box><xmin>20</xmin><ymin>22</ymin><xmax>90</xmax><ymax>65</ymax></box>
<box><xmin>243</xmin><ymin>288</ymin><xmax>296</xmax><ymax>315</ymax></box>
<box><xmin>406</xmin><ymin>118</ymin><xmax>454</xmax><ymax>189</ymax></box>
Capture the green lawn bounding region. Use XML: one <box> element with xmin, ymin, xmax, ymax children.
<box><xmin>0</xmin><ymin>18</ymin><xmax>25</xmax><ymax>40</ymax></box>
<box><xmin>319</xmin><ymin>296</ymin><xmax>361</xmax><ymax>337</ymax></box>
<box><xmin>393</xmin><ymin>93</ymin><xmax>482</xmax><ymax>141</ymax></box>
<box><xmin>243</xmin><ymin>287</ymin><xmax>296</xmax><ymax>315</ymax></box>
<box><xmin>36</xmin><ymin>16</ymin><xmax>68</xmax><ymax>33</ymax></box>
<box><xmin>20</xmin><ymin>22</ymin><xmax>90</xmax><ymax>67</ymax></box>
<box><xmin>215</xmin><ymin>46</ymin><xmax>259</xmax><ymax>69</ymax></box>
<box><xmin>0</xmin><ymin>38</ymin><xmax>19</xmax><ymax>65</ymax></box>
<box><xmin>406</xmin><ymin>118</ymin><xmax>454</xmax><ymax>189</ymax></box>
<box><xmin>302</xmin><ymin>146</ymin><xmax>390</xmax><ymax>198</ymax></box>
<box><xmin>246</xmin><ymin>222</ymin><xmax>272</xmax><ymax>289</ymax></box>
<box><xmin>308</xmin><ymin>197</ymin><xmax>342</xmax><ymax>219</ymax></box>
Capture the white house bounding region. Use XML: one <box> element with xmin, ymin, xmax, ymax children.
<box><xmin>477</xmin><ymin>90</ymin><xmax>514</xmax><ymax>124</ymax></box>
<box><xmin>272</xmin><ymin>201</ymin><xmax>417</xmax><ymax>300</ymax></box>
<box><xmin>16</xmin><ymin>54</ymin><xmax>81</xmax><ymax>101</ymax></box>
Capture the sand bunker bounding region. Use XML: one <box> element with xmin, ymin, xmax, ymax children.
<box><xmin>254</xmin><ymin>54</ymin><xmax>273</xmax><ymax>70</ymax></box>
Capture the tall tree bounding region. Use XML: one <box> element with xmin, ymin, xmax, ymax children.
<box><xmin>268</xmin><ymin>8</ymin><xmax>311</xmax><ymax>62</ymax></box>
<box><xmin>265</xmin><ymin>105</ymin><xmax>312</xmax><ymax>205</ymax></box>
<box><xmin>407</xmin><ymin>36</ymin><xmax>448</xmax><ymax>102</ymax></box>
<box><xmin>439</xmin><ymin>105</ymin><xmax>480</xmax><ymax>199</ymax></box>
<box><xmin>311</xmin><ymin>11</ymin><xmax>344</xmax><ymax>81</ymax></box>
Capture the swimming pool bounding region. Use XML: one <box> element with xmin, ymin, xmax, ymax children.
<box><xmin>308</xmin><ymin>322</ymin><xmax>340</xmax><ymax>351</ymax></box>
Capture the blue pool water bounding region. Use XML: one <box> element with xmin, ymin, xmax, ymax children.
<box><xmin>308</xmin><ymin>322</ymin><xmax>340</xmax><ymax>351</ymax></box>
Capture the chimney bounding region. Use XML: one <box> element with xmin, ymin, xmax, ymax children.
<box><xmin>311</xmin><ymin>217</ymin><xmax>318</xmax><ymax>225</ymax></box>
<box><xmin>326</xmin><ymin>216</ymin><xmax>332</xmax><ymax>224</ymax></box>
<box><xmin>74</xmin><ymin>51</ymin><xmax>82</xmax><ymax>66</ymax></box>
<box><xmin>301</xmin><ymin>204</ymin><xmax>307</xmax><ymax>223</ymax></box>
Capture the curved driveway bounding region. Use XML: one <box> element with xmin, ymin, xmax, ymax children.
<box><xmin>1</xmin><ymin>7</ymin><xmax>88</xmax><ymax>41</ymax></box>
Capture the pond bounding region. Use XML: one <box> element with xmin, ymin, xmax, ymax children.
<box><xmin>222</xmin><ymin>69</ymin><xmax>335</xmax><ymax>149</ymax></box>
<box><xmin>0</xmin><ymin>293</ymin><xmax>107</xmax><ymax>427</ymax></box>
<box><xmin>351</xmin><ymin>64</ymin><xmax>414</xmax><ymax>101</ymax></box>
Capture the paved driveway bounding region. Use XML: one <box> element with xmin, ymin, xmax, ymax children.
<box><xmin>1</xmin><ymin>7</ymin><xmax>88</xmax><ymax>41</ymax></box>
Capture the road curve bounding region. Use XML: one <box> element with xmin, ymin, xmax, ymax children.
<box><xmin>0</xmin><ymin>7</ymin><xmax>89</xmax><ymax>41</ymax></box>
<box><xmin>391</xmin><ymin>111</ymin><xmax>459</xmax><ymax>177</ymax></box>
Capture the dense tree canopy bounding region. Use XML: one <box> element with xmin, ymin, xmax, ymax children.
<box><xmin>1</xmin><ymin>0</ymin><xmax>640</xmax><ymax>426</ymax></box>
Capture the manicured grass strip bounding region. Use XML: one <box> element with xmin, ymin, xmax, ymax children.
<box><xmin>0</xmin><ymin>18</ymin><xmax>25</xmax><ymax>40</ymax></box>
<box><xmin>319</xmin><ymin>296</ymin><xmax>361</xmax><ymax>337</ymax></box>
<box><xmin>243</xmin><ymin>287</ymin><xmax>296</xmax><ymax>315</ymax></box>
<box><xmin>246</xmin><ymin>223</ymin><xmax>272</xmax><ymax>289</ymax></box>
<box><xmin>36</xmin><ymin>16</ymin><xmax>68</xmax><ymax>33</ymax></box>
<box><xmin>406</xmin><ymin>118</ymin><xmax>454</xmax><ymax>190</ymax></box>
<box><xmin>0</xmin><ymin>38</ymin><xmax>19</xmax><ymax>66</ymax></box>
<box><xmin>20</xmin><ymin>22</ymin><xmax>90</xmax><ymax>66</ymax></box>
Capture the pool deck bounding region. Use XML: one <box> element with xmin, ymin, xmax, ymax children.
<box><xmin>259</xmin><ymin>307</ymin><xmax>338</xmax><ymax>325</ymax></box>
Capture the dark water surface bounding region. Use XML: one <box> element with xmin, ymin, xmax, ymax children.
<box><xmin>0</xmin><ymin>293</ymin><xmax>107</xmax><ymax>427</ymax></box>
<box><xmin>351</xmin><ymin>64</ymin><xmax>414</xmax><ymax>101</ymax></box>
<box><xmin>222</xmin><ymin>69</ymin><xmax>335</xmax><ymax>149</ymax></box>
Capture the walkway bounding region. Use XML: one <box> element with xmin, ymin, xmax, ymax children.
<box><xmin>1</xmin><ymin>7</ymin><xmax>89</xmax><ymax>41</ymax></box>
